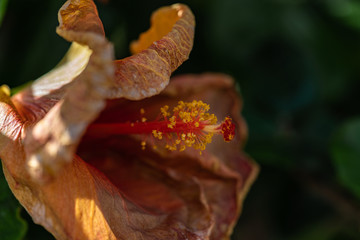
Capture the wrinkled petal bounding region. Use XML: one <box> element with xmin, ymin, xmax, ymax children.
<box><xmin>30</xmin><ymin>43</ymin><xmax>92</xmax><ymax>100</ymax></box>
<box><xmin>12</xmin><ymin>43</ymin><xmax>93</xmax><ymax>122</ymax></box>
<box><xmin>0</xmin><ymin>86</ymin><xmax>22</xmax><ymax>152</ymax></box>
<box><xmin>57</xmin><ymin>0</ymin><xmax>105</xmax><ymax>37</ymax></box>
<box><xmin>107</xmin><ymin>4</ymin><xmax>195</xmax><ymax>100</ymax></box>
<box><xmin>10</xmin><ymin>0</ymin><xmax>115</xmax><ymax>182</ymax></box>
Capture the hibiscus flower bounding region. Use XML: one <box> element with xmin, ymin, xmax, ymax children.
<box><xmin>0</xmin><ymin>0</ymin><xmax>258</xmax><ymax>239</ymax></box>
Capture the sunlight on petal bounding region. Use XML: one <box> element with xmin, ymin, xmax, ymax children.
<box><xmin>32</xmin><ymin>43</ymin><xmax>92</xmax><ymax>97</ymax></box>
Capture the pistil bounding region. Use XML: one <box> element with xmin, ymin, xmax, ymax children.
<box><xmin>87</xmin><ymin>100</ymin><xmax>235</xmax><ymax>153</ymax></box>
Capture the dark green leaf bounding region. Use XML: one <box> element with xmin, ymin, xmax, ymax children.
<box><xmin>331</xmin><ymin>119</ymin><xmax>360</xmax><ymax>199</ymax></box>
<box><xmin>0</xmin><ymin>0</ymin><xmax>8</xmax><ymax>26</ymax></box>
<box><xmin>0</xmin><ymin>164</ymin><xmax>27</xmax><ymax>240</ymax></box>
<box><xmin>290</xmin><ymin>219</ymin><xmax>340</xmax><ymax>240</ymax></box>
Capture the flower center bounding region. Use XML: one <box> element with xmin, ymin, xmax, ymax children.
<box><xmin>87</xmin><ymin>100</ymin><xmax>235</xmax><ymax>153</ymax></box>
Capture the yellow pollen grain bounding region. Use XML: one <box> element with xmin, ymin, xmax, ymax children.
<box><xmin>141</xmin><ymin>141</ymin><xmax>146</xmax><ymax>150</ymax></box>
<box><xmin>181</xmin><ymin>134</ymin><xmax>186</xmax><ymax>140</ymax></box>
<box><xmin>152</xmin><ymin>130</ymin><xmax>158</xmax><ymax>137</ymax></box>
<box><xmin>152</xmin><ymin>130</ymin><xmax>163</xmax><ymax>140</ymax></box>
<box><xmin>140</xmin><ymin>108</ymin><xmax>145</xmax><ymax>115</ymax></box>
<box><xmin>167</xmin><ymin>116</ymin><xmax>176</xmax><ymax>129</ymax></box>
<box><xmin>165</xmin><ymin>144</ymin><xmax>177</xmax><ymax>151</ymax></box>
<box><xmin>141</xmin><ymin>117</ymin><xmax>147</xmax><ymax>122</ymax></box>
<box><xmin>161</xmin><ymin>105</ymin><xmax>170</xmax><ymax>117</ymax></box>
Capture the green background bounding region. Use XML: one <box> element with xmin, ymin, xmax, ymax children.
<box><xmin>1</xmin><ymin>0</ymin><xmax>360</xmax><ymax>239</ymax></box>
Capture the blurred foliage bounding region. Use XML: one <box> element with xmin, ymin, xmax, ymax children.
<box><xmin>0</xmin><ymin>0</ymin><xmax>8</xmax><ymax>26</ymax></box>
<box><xmin>332</xmin><ymin>119</ymin><xmax>360</xmax><ymax>199</ymax></box>
<box><xmin>1</xmin><ymin>0</ymin><xmax>360</xmax><ymax>239</ymax></box>
<box><xmin>0</xmin><ymin>164</ymin><xmax>27</xmax><ymax>240</ymax></box>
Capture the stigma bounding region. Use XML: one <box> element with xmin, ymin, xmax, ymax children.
<box><xmin>87</xmin><ymin>100</ymin><xmax>235</xmax><ymax>153</ymax></box>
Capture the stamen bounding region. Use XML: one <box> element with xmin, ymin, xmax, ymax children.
<box><xmin>0</xmin><ymin>85</ymin><xmax>10</xmax><ymax>96</ymax></box>
<box><xmin>87</xmin><ymin>100</ymin><xmax>236</xmax><ymax>153</ymax></box>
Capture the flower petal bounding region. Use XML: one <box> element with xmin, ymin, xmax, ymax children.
<box><xmin>12</xmin><ymin>43</ymin><xmax>93</xmax><ymax>122</ymax></box>
<box><xmin>106</xmin><ymin>4</ymin><xmax>195</xmax><ymax>100</ymax></box>
<box><xmin>13</xmin><ymin>0</ymin><xmax>115</xmax><ymax>182</ymax></box>
<box><xmin>30</xmin><ymin>43</ymin><xmax>92</xmax><ymax>99</ymax></box>
<box><xmin>0</xmin><ymin>85</ymin><xmax>22</xmax><ymax>149</ymax></box>
<box><xmin>57</xmin><ymin>0</ymin><xmax>105</xmax><ymax>37</ymax></box>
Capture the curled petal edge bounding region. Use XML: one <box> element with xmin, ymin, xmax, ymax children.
<box><xmin>107</xmin><ymin>4</ymin><xmax>195</xmax><ymax>100</ymax></box>
<box><xmin>23</xmin><ymin>0</ymin><xmax>115</xmax><ymax>182</ymax></box>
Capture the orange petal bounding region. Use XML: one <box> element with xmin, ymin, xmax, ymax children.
<box><xmin>0</xmin><ymin>86</ymin><xmax>22</xmax><ymax>148</ymax></box>
<box><xmin>130</xmin><ymin>5</ymin><xmax>185</xmax><ymax>54</ymax></box>
<box><xmin>107</xmin><ymin>4</ymin><xmax>195</xmax><ymax>100</ymax></box>
<box><xmin>12</xmin><ymin>0</ymin><xmax>114</xmax><ymax>182</ymax></box>
<box><xmin>1</xmin><ymin>1</ymin><xmax>116</xmax><ymax>238</ymax></box>
<box><xmin>57</xmin><ymin>0</ymin><xmax>105</xmax><ymax>39</ymax></box>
